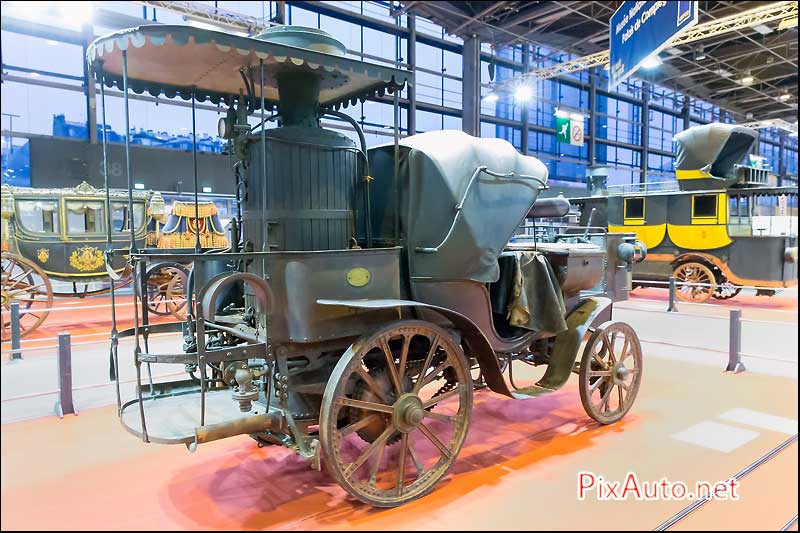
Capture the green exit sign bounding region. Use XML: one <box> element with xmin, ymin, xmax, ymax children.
<box><xmin>555</xmin><ymin>114</ymin><xmax>585</xmax><ymax>146</ymax></box>
<box><xmin>555</xmin><ymin>116</ymin><xmax>570</xmax><ymax>143</ymax></box>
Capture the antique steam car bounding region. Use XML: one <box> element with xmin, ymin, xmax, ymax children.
<box><xmin>90</xmin><ymin>24</ymin><xmax>645</xmax><ymax>507</ymax></box>
<box><xmin>571</xmin><ymin>123</ymin><xmax>798</xmax><ymax>303</ymax></box>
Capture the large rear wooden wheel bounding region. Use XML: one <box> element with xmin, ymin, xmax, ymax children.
<box><xmin>1</xmin><ymin>252</ymin><xmax>53</xmax><ymax>339</ymax></box>
<box><xmin>673</xmin><ymin>262</ymin><xmax>716</xmax><ymax>303</ymax></box>
<box><xmin>579</xmin><ymin>321</ymin><xmax>642</xmax><ymax>425</ymax></box>
<box><xmin>320</xmin><ymin>320</ymin><xmax>472</xmax><ymax>507</ymax></box>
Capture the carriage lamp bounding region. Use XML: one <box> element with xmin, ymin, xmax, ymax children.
<box><xmin>148</xmin><ymin>191</ymin><xmax>167</xmax><ymax>223</ymax></box>
<box><xmin>1</xmin><ymin>185</ymin><xmax>13</xmax><ymax>249</ymax></box>
<box><xmin>1</xmin><ymin>184</ymin><xmax>13</xmax><ymax>220</ymax></box>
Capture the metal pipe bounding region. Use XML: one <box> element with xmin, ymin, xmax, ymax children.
<box><xmin>192</xmin><ymin>410</ymin><xmax>282</xmax><ymax>447</ymax></box>
<box><xmin>321</xmin><ymin>108</ymin><xmax>372</xmax><ymax>247</ymax></box>
<box><xmin>191</xmin><ymin>89</ymin><xmax>201</xmax><ymax>253</ymax></box>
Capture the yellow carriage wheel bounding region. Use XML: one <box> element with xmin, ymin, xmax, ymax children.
<box><xmin>673</xmin><ymin>262</ymin><xmax>716</xmax><ymax>303</ymax></box>
<box><xmin>1</xmin><ymin>252</ymin><xmax>53</xmax><ymax>339</ymax></box>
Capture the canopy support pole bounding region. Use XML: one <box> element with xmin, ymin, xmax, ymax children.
<box><xmin>98</xmin><ymin>61</ymin><xmax>122</xmax><ymax>413</ymax></box>
<box><xmin>191</xmin><ymin>88</ymin><xmax>201</xmax><ymax>253</ymax></box>
<box><xmin>260</xmin><ymin>60</ymin><xmax>268</xmax><ymax>253</ymax></box>
<box><xmin>122</xmin><ymin>50</ymin><xmax>137</xmax><ymax>254</ymax></box>
<box><xmin>393</xmin><ymin>90</ymin><xmax>400</xmax><ymax>244</ymax></box>
<box><xmin>122</xmin><ymin>49</ymin><xmax>148</xmax><ymax>442</ymax></box>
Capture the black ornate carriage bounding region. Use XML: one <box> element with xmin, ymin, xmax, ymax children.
<box><xmin>0</xmin><ymin>181</ymin><xmax>228</xmax><ymax>337</ymax></box>
<box><xmin>0</xmin><ymin>181</ymin><xmax>149</xmax><ymax>337</ymax></box>
<box><xmin>89</xmin><ymin>24</ymin><xmax>646</xmax><ymax>507</ymax></box>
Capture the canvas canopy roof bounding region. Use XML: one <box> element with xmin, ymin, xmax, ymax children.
<box><xmin>673</xmin><ymin>123</ymin><xmax>758</xmax><ymax>179</ymax></box>
<box><xmin>86</xmin><ymin>25</ymin><xmax>411</xmax><ymax>110</ymax></box>
<box><xmin>369</xmin><ymin>131</ymin><xmax>548</xmax><ymax>283</ymax></box>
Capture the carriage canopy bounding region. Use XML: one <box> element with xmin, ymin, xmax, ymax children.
<box><xmin>86</xmin><ymin>25</ymin><xmax>412</xmax><ymax>110</ymax></box>
<box><xmin>673</xmin><ymin>123</ymin><xmax>758</xmax><ymax>181</ymax></box>
<box><xmin>369</xmin><ymin>130</ymin><xmax>548</xmax><ymax>283</ymax></box>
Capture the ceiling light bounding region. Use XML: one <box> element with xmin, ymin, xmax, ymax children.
<box><xmin>202</xmin><ymin>186</ymin><xmax>213</xmax><ymax>193</ymax></box>
<box><xmin>694</xmin><ymin>46</ymin><xmax>706</xmax><ymax>61</ymax></box>
<box><xmin>603</xmin><ymin>63</ymin><xmax>610</xmax><ymax>71</ymax></box>
<box><xmin>554</xmin><ymin>108</ymin><xmax>570</xmax><ymax>119</ymax></box>
<box><xmin>740</xmin><ymin>70</ymin><xmax>754</xmax><ymax>85</ymax></box>
<box><xmin>56</xmin><ymin>1</ymin><xmax>94</xmax><ymax>26</ymax></box>
<box><xmin>29</xmin><ymin>71</ymin><xmax>40</xmax><ymax>77</ymax></box>
<box><xmin>752</xmin><ymin>23</ymin><xmax>773</xmax><ymax>35</ymax></box>
<box><xmin>640</xmin><ymin>55</ymin><xmax>662</xmax><ymax>69</ymax></box>
<box><xmin>46</xmin><ymin>40</ymin><xmax>59</xmax><ymax>46</ymax></box>
<box><xmin>134</xmin><ymin>183</ymin><xmax>145</xmax><ymax>190</ymax></box>
<box><xmin>514</xmin><ymin>85</ymin><xmax>533</xmax><ymax>103</ymax></box>
<box><xmin>779</xmin><ymin>93</ymin><xmax>791</xmax><ymax>101</ymax></box>
<box><xmin>483</xmin><ymin>93</ymin><xmax>499</xmax><ymax>103</ymax></box>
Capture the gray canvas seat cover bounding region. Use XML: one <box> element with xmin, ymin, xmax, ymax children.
<box><xmin>370</xmin><ymin>130</ymin><xmax>548</xmax><ymax>283</ymax></box>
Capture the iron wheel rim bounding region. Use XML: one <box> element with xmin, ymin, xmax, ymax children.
<box><xmin>320</xmin><ymin>320</ymin><xmax>472</xmax><ymax>507</ymax></box>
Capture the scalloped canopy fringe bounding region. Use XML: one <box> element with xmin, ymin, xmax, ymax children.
<box><xmin>87</xmin><ymin>25</ymin><xmax>411</xmax><ymax>111</ymax></box>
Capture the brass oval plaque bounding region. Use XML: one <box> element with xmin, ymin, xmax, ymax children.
<box><xmin>347</xmin><ymin>267</ymin><xmax>371</xmax><ymax>287</ymax></box>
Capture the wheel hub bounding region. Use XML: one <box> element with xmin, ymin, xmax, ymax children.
<box><xmin>393</xmin><ymin>393</ymin><xmax>424</xmax><ymax>433</ymax></box>
<box><xmin>0</xmin><ymin>291</ymin><xmax>8</xmax><ymax>306</ymax></box>
<box><xmin>613</xmin><ymin>363</ymin><xmax>630</xmax><ymax>384</ymax></box>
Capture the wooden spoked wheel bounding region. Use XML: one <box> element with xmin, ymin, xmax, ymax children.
<box><xmin>712</xmin><ymin>274</ymin><xmax>742</xmax><ymax>300</ymax></box>
<box><xmin>145</xmin><ymin>263</ymin><xmax>188</xmax><ymax>320</ymax></box>
<box><xmin>673</xmin><ymin>262</ymin><xmax>716</xmax><ymax>303</ymax></box>
<box><xmin>165</xmin><ymin>268</ymin><xmax>189</xmax><ymax>320</ymax></box>
<box><xmin>1</xmin><ymin>252</ymin><xmax>53</xmax><ymax>339</ymax></box>
<box><xmin>320</xmin><ymin>320</ymin><xmax>472</xmax><ymax>507</ymax></box>
<box><xmin>579</xmin><ymin>321</ymin><xmax>642</xmax><ymax>425</ymax></box>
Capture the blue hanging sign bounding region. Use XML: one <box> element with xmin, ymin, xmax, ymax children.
<box><xmin>609</xmin><ymin>1</ymin><xmax>698</xmax><ymax>89</ymax></box>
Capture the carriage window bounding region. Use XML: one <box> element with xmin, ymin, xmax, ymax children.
<box><xmin>692</xmin><ymin>195</ymin><xmax>717</xmax><ymax>218</ymax></box>
<box><xmin>66</xmin><ymin>201</ymin><xmax>105</xmax><ymax>234</ymax></box>
<box><xmin>132</xmin><ymin>203</ymin><xmax>145</xmax><ymax>229</ymax></box>
<box><xmin>111</xmin><ymin>203</ymin><xmax>127</xmax><ymax>231</ymax></box>
<box><xmin>624</xmin><ymin>197</ymin><xmax>645</xmax><ymax>219</ymax></box>
<box><xmin>15</xmin><ymin>200</ymin><xmax>60</xmax><ymax>234</ymax></box>
<box><xmin>111</xmin><ymin>202</ymin><xmax>146</xmax><ymax>232</ymax></box>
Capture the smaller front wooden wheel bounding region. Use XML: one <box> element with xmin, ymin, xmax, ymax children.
<box><xmin>320</xmin><ymin>320</ymin><xmax>472</xmax><ymax>507</ymax></box>
<box><xmin>579</xmin><ymin>321</ymin><xmax>642</xmax><ymax>425</ymax></box>
<box><xmin>673</xmin><ymin>262</ymin><xmax>716</xmax><ymax>303</ymax></box>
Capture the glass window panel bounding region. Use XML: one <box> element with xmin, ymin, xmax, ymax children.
<box><xmin>65</xmin><ymin>200</ymin><xmax>105</xmax><ymax>234</ymax></box>
<box><xmin>15</xmin><ymin>200</ymin><xmax>60</xmax><ymax>234</ymax></box>
<box><xmin>693</xmin><ymin>195</ymin><xmax>717</xmax><ymax>218</ymax></box>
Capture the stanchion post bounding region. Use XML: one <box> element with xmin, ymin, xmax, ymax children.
<box><xmin>725</xmin><ymin>309</ymin><xmax>745</xmax><ymax>373</ymax></box>
<box><xmin>55</xmin><ymin>332</ymin><xmax>76</xmax><ymax>417</ymax></box>
<box><xmin>667</xmin><ymin>276</ymin><xmax>679</xmax><ymax>312</ymax></box>
<box><xmin>10</xmin><ymin>301</ymin><xmax>22</xmax><ymax>360</ymax></box>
